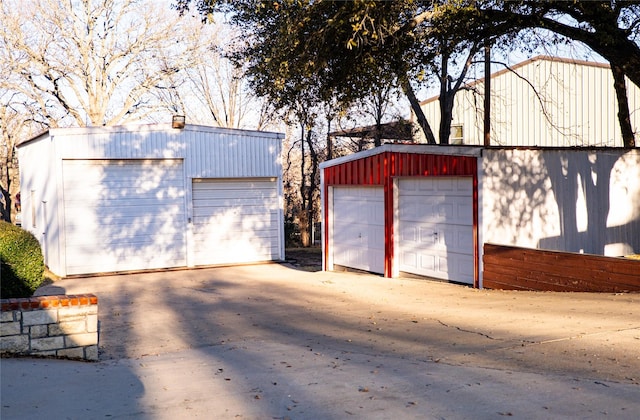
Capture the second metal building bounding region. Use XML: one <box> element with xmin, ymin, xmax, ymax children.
<box><xmin>321</xmin><ymin>144</ymin><xmax>640</xmax><ymax>289</ymax></box>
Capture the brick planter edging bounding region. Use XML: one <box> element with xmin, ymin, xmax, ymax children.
<box><xmin>0</xmin><ymin>294</ymin><xmax>99</xmax><ymax>361</ymax></box>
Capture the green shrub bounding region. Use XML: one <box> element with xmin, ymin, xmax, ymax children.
<box><xmin>0</xmin><ymin>220</ymin><xmax>45</xmax><ymax>298</ymax></box>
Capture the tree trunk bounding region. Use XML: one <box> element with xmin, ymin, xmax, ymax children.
<box><xmin>611</xmin><ymin>63</ymin><xmax>635</xmax><ymax>148</ymax></box>
<box><xmin>0</xmin><ymin>186</ymin><xmax>11</xmax><ymax>223</ymax></box>
<box><xmin>438</xmin><ymin>44</ymin><xmax>479</xmax><ymax>146</ymax></box>
<box><xmin>374</xmin><ymin>121</ymin><xmax>383</xmax><ymax>147</ymax></box>
<box><xmin>299</xmin><ymin>119</ymin><xmax>309</xmax><ymax>246</ymax></box>
<box><xmin>326</xmin><ymin>118</ymin><xmax>333</xmax><ymax>161</ymax></box>
<box><xmin>1</xmin><ymin>150</ymin><xmax>14</xmax><ymax>223</ymax></box>
<box><xmin>304</xmin><ymin>125</ymin><xmax>319</xmax><ymax>247</ymax></box>
<box><xmin>373</xmin><ymin>89</ymin><xmax>384</xmax><ymax>147</ymax></box>
<box><xmin>398</xmin><ymin>72</ymin><xmax>437</xmax><ymax>144</ymax></box>
<box><xmin>439</xmin><ymin>53</ymin><xmax>452</xmax><ymax>145</ymax></box>
<box><xmin>299</xmin><ymin>211</ymin><xmax>310</xmax><ymax>247</ymax></box>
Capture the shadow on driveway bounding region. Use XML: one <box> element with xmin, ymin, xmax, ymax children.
<box><xmin>3</xmin><ymin>263</ymin><xmax>639</xmax><ymax>419</ymax></box>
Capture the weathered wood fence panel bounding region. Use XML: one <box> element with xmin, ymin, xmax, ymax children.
<box><xmin>483</xmin><ymin>244</ymin><xmax>640</xmax><ymax>292</ymax></box>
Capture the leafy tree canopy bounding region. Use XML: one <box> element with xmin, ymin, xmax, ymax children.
<box><xmin>176</xmin><ymin>1</ymin><xmax>640</xmax><ymax>84</ymax></box>
<box><xmin>175</xmin><ymin>0</ymin><xmax>640</xmax><ymax>146</ymax></box>
<box><xmin>176</xmin><ymin>0</ymin><xmax>640</xmax><ymax>85</ymax></box>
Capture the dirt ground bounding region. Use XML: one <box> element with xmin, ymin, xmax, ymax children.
<box><xmin>285</xmin><ymin>247</ymin><xmax>323</xmax><ymax>271</ymax></box>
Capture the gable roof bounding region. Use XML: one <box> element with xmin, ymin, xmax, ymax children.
<box><xmin>419</xmin><ymin>55</ymin><xmax>610</xmax><ymax>106</ymax></box>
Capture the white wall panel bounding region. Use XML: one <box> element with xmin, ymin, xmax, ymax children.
<box><xmin>186</xmin><ymin>132</ymin><xmax>280</xmax><ymax>178</ymax></box>
<box><xmin>482</xmin><ymin>149</ymin><xmax>640</xmax><ymax>257</ymax></box>
<box><xmin>16</xmin><ymin>134</ymin><xmax>62</xmax><ymax>274</ymax></box>
<box><xmin>50</xmin><ymin>124</ymin><xmax>282</xmax><ymax>179</ymax></box>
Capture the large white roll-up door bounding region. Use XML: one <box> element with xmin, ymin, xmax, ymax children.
<box><xmin>398</xmin><ymin>177</ymin><xmax>473</xmax><ymax>284</ymax></box>
<box><xmin>332</xmin><ymin>186</ymin><xmax>385</xmax><ymax>274</ymax></box>
<box><xmin>191</xmin><ymin>178</ymin><xmax>282</xmax><ymax>266</ymax></box>
<box><xmin>62</xmin><ymin>159</ymin><xmax>187</xmax><ymax>275</ymax></box>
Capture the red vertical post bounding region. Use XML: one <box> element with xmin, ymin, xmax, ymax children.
<box><xmin>323</xmin><ymin>167</ymin><xmax>330</xmax><ymax>271</ymax></box>
<box><xmin>384</xmin><ymin>153</ymin><xmax>393</xmax><ymax>278</ymax></box>
<box><xmin>472</xmin><ymin>159</ymin><xmax>479</xmax><ymax>288</ymax></box>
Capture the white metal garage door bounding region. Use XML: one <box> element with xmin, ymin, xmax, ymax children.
<box><xmin>191</xmin><ymin>178</ymin><xmax>282</xmax><ymax>266</ymax></box>
<box><xmin>398</xmin><ymin>177</ymin><xmax>473</xmax><ymax>284</ymax></box>
<box><xmin>62</xmin><ymin>159</ymin><xmax>187</xmax><ymax>275</ymax></box>
<box><xmin>332</xmin><ymin>186</ymin><xmax>385</xmax><ymax>274</ymax></box>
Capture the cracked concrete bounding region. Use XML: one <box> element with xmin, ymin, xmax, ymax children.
<box><xmin>2</xmin><ymin>263</ymin><xmax>639</xmax><ymax>419</ymax></box>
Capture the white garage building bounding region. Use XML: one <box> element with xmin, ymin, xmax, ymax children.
<box><xmin>17</xmin><ymin>124</ymin><xmax>285</xmax><ymax>277</ymax></box>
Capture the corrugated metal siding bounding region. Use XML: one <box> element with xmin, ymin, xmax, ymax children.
<box><xmin>53</xmin><ymin>128</ymin><xmax>181</xmax><ymax>159</ymax></box>
<box><xmin>324</xmin><ymin>152</ymin><xmax>477</xmax><ymax>185</ymax></box>
<box><xmin>16</xmin><ymin>135</ymin><xmax>62</xmax><ymax>275</ymax></box>
<box><xmin>51</xmin><ymin>125</ymin><xmax>282</xmax><ymax>179</ymax></box>
<box><xmin>419</xmin><ymin>57</ymin><xmax>639</xmax><ymax>147</ymax></box>
<box><xmin>487</xmin><ymin>58</ymin><xmax>623</xmax><ymax>146</ymax></box>
<box><xmin>482</xmin><ymin>148</ymin><xmax>640</xmax><ymax>256</ymax></box>
<box><xmin>187</xmin><ymin>132</ymin><xmax>280</xmax><ymax>178</ymax></box>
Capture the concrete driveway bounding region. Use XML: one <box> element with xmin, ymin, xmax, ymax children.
<box><xmin>2</xmin><ymin>263</ymin><xmax>639</xmax><ymax>419</ymax></box>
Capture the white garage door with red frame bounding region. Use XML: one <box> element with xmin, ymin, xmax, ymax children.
<box><xmin>332</xmin><ymin>186</ymin><xmax>385</xmax><ymax>274</ymax></box>
<box><xmin>397</xmin><ymin>177</ymin><xmax>474</xmax><ymax>284</ymax></box>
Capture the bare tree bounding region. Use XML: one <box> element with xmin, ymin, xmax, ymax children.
<box><xmin>280</xmin><ymin>108</ymin><xmax>325</xmax><ymax>248</ymax></box>
<box><xmin>282</xmin><ymin>127</ymin><xmax>303</xmax><ymax>246</ymax></box>
<box><xmin>0</xmin><ymin>0</ymin><xmax>217</xmax><ymax>220</ymax></box>
<box><xmin>168</xmin><ymin>23</ymin><xmax>275</xmax><ymax>130</ymax></box>
<box><xmin>0</xmin><ymin>91</ymin><xmax>47</xmax><ymax>222</ymax></box>
<box><xmin>0</xmin><ymin>0</ymin><xmax>202</xmax><ymax>128</ymax></box>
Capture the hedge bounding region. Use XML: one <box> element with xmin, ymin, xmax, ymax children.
<box><xmin>0</xmin><ymin>220</ymin><xmax>45</xmax><ymax>298</ymax></box>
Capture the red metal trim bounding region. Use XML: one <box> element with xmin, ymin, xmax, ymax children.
<box><xmin>324</xmin><ymin>151</ymin><xmax>479</xmax><ymax>284</ymax></box>
<box><xmin>323</xmin><ymin>168</ymin><xmax>330</xmax><ymax>272</ymax></box>
<box><xmin>384</xmin><ymin>153</ymin><xmax>394</xmax><ymax>277</ymax></box>
<box><xmin>472</xmin><ymin>161</ymin><xmax>479</xmax><ymax>288</ymax></box>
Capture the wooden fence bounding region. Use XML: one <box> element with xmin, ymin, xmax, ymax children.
<box><xmin>483</xmin><ymin>244</ymin><xmax>640</xmax><ymax>292</ymax></box>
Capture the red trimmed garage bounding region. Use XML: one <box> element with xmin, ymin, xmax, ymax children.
<box><xmin>321</xmin><ymin>145</ymin><xmax>479</xmax><ymax>287</ymax></box>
